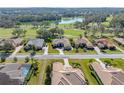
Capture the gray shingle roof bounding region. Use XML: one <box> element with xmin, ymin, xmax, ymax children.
<box><xmin>27</xmin><ymin>39</ymin><xmax>44</xmax><ymax>48</ymax></box>
<box><xmin>0</xmin><ymin>63</ymin><xmax>31</xmax><ymax>85</ymax></box>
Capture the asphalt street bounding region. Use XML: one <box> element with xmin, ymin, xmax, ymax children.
<box><xmin>3</xmin><ymin>53</ymin><xmax>124</xmax><ymax>59</ymax></box>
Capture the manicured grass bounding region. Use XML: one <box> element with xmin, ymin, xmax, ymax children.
<box><xmin>101</xmin><ymin>49</ymin><xmax>121</xmax><ymax>54</ymax></box>
<box><xmin>64</xmin><ymin>29</ymin><xmax>84</xmax><ymax>38</ymax></box>
<box><xmin>18</xmin><ymin>48</ymin><xmax>44</xmax><ymax>55</ymax></box>
<box><xmin>58</xmin><ymin>23</ymin><xmax>74</xmax><ymax>29</ymax></box>
<box><xmin>0</xmin><ymin>25</ymin><xmax>37</xmax><ymax>39</ymax></box>
<box><xmin>0</xmin><ymin>28</ymin><xmax>13</xmax><ymax>38</ymax></box>
<box><xmin>48</xmin><ymin>43</ymin><xmax>59</xmax><ymax>54</ymax></box>
<box><xmin>27</xmin><ymin>60</ymin><xmax>43</xmax><ymax>85</ymax></box>
<box><xmin>64</xmin><ymin>48</ymin><xmax>96</xmax><ymax>54</ymax></box>
<box><xmin>101</xmin><ymin>58</ymin><xmax>124</xmax><ymax>70</ymax></box>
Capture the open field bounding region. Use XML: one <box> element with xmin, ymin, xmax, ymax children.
<box><xmin>69</xmin><ymin>59</ymin><xmax>98</xmax><ymax>85</ymax></box>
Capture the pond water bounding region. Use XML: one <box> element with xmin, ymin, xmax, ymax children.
<box><xmin>59</xmin><ymin>17</ymin><xmax>84</xmax><ymax>24</ymax></box>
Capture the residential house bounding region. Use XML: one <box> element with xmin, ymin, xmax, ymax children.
<box><xmin>74</xmin><ymin>37</ymin><xmax>94</xmax><ymax>50</ymax></box>
<box><xmin>0</xmin><ymin>63</ymin><xmax>31</xmax><ymax>85</ymax></box>
<box><xmin>52</xmin><ymin>62</ymin><xmax>87</xmax><ymax>85</ymax></box>
<box><xmin>0</xmin><ymin>38</ymin><xmax>22</xmax><ymax>50</ymax></box>
<box><xmin>25</xmin><ymin>39</ymin><xmax>45</xmax><ymax>50</ymax></box>
<box><xmin>96</xmin><ymin>38</ymin><xmax>116</xmax><ymax>50</ymax></box>
<box><xmin>90</xmin><ymin>62</ymin><xmax>124</xmax><ymax>85</ymax></box>
<box><xmin>52</xmin><ymin>38</ymin><xmax>72</xmax><ymax>51</ymax></box>
<box><xmin>113</xmin><ymin>37</ymin><xmax>124</xmax><ymax>46</ymax></box>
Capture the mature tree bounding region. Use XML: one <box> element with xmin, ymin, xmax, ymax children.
<box><xmin>45</xmin><ymin>65</ymin><xmax>51</xmax><ymax>85</ymax></box>
<box><xmin>2</xmin><ymin>41</ymin><xmax>14</xmax><ymax>52</ymax></box>
<box><xmin>37</xmin><ymin>28</ymin><xmax>52</xmax><ymax>42</ymax></box>
<box><xmin>49</xmin><ymin>27</ymin><xmax>64</xmax><ymax>38</ymax></box>
<box><xmin>0</xmin><ymin>57</ymin><xmax>6</xmax><ymax>63</ymax></box>
<box><xmin>12</xmin><ymin>28</ymin><xmax>27</xmax><ymax>38</ymax></box>
<box><xmin>37</xmin><ymin>27</ymin><xmax>64</xmax><ymax>42</ymax></box>
<box><xmin>13</xmin><ymin>57</ymin><xmax>18</xmax><ymax>63</ymax></box>
<box><xmin>25</xmin><ymin>57</ymin><xmax>30</xmax><ymax>63</ymax></box>
<box><xmin>32</xmin><ymin>60</ymin><xmax>39</xmax><ymax>76</ymax></box>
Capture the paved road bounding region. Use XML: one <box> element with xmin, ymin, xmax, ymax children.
<box><xmin>5</xmin><ymin>53</ymin><xmax>124</xmax><ymax>59</ymax></box>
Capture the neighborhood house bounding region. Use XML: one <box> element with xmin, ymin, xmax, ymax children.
<box><xmin>0</xmin><ymin>63</ymin><xmax>31</xmax><ymax>85</ymax></box>
<box><xmin>52</xmin><ymin>38</ymin><xmax>72</xmax><ymax>51</ymax></box>
<box><xmin>113</xmin><ymin>37</ymin><xmax>124</xmax><ymax>46</ymax></box>
<box><xmin>95</xmin><ymin>38</ymin><xmax>116</xmax><ymax>50</ymax></box>
<box><xmin>52</xmin><ymin>62</ymin><xmax>87</xmax><ymax>85</ymax></box>
<box><xmin>90</xmin><ymin>62</ymin><xmax>124</xmax><ymax>85</ymax></box>
<box><xmin>74</xmin><ymin>37</ymin><xmax>94</xmax><ymax>50</ymax></box>
<box><xmin>0</xmin><ymin>38</ymin><xmax>22</xmax><ymax>50</ymax></box>
<box><xmin>25</xmin><ymin>39</ymin><xmax>45</xmax><ymax>50</ymax></box>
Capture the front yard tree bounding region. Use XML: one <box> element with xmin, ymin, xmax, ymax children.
<box><xmin>25</xmin><ymin>57</ymin><xmax>30</xmax><ymax>63</ymax></box>
<box><xmin>37</xmin><ymin>28</ymin><xmax>52</xmax><ymax>42</ymax></box>
<box><xmin>1</xmin><ymin>57</ymin><xmax>6</xmax><ymax>63</ymax></box>
<box><xmin>3</xmin><ymin>41</ymin><xmax>14</xmax><ymax>53</ymax></box>
<box><xmin>13</xmin><ymin>57</ymin><xmax>18</xmax><ymax>63</ymax></box>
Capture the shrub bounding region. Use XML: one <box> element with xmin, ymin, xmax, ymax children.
<box><xmin>0</xmin><ymin>57</ymin><xmax>6</xmax><ymax>63</ymax></box>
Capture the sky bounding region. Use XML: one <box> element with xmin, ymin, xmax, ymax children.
<box><xmin>0</xmin><ymin>0</ymin><xmax>124</xmax><ymax>8</ymax></box>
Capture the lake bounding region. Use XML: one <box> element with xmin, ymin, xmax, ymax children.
<box><xmin>59</xmin><ymin>17</ymin><xmax>84</xmax><ymax>24</ymax></box>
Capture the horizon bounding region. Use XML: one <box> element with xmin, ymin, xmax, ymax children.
<box><xmin>0</xmin><ymin>7</ymin><xmax>124</xmax><ymax>9</ymax></box>
<box><xmin>0</xmin><ymin>0</ymin><xmax>124</xmax><ymax>8</ymax></box>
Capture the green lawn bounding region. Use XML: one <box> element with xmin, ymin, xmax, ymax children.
<box><xmin>48</xmin><ymin>43</ymin><xmax>59</xmax><ymax>54</ymax></box>
<box><xmin>101</xmin><ymin>49</ymin><xmax>121</xmax><ymax>54</ymax></box>
<box><xmin>69</xmin><ymin>59</ymin><xmax>99</xmax><ymax>85</ymax></box>
<box><xmin>18</xmin><ymin>48</ymin><xmax>44</xmax><ymax>55</ymax></box>
<box><xmin>64</xmin><ymin>48</ymin><xmax>96</xmax><ymax>54</ymax></box>
<box><xmin>64</xmin><ymin>29</ymin><xmax>84</xmax><ymax>38</ymax></box>
<box><xmin>27</xmin><ymin>60</ymin><xmax>43</xmax><ymax>85</ymax></box>
<box><xmin>101</xmin><ymin>58</ymin><xmax>124</xmax><ymax>70</ymax></box>
<box><xmin>0</xmin><ymin>28</ymin><xmax>13</xmax><ymax>38</ymax></box>
<box><xmin>0</xmin><ymin>25</ymin><xmax>37</xmax><ymax>39</ymax></box>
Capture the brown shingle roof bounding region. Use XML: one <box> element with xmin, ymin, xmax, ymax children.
<box><xmin>90</xmin><ymin>62</ymin><xmax>124</xmax><ymax>85</ymax></box>
<box><xmin>52</xmin><ymin>62</ymin><xmax>86</xmax><ymax>85</ymax></box>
